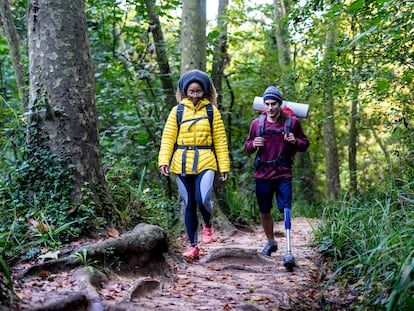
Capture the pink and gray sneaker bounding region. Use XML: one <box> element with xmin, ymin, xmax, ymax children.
<box><xmin>183</xmin><ymin>246</ymin><xmax>199</xmax><ymax>259</ymax></box>
<box><xmin>202</xmin><ymin>224</ymin><xmax>213</xmax><ymax>243</ymax></box>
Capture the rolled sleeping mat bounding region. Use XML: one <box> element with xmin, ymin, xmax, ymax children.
<box><xmin>252</xmin><ymin>96</ymin><xmax>309</xmax><ymax>118</ymax></box>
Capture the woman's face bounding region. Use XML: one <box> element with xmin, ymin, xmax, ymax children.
<box><xmin>186</xmin><ymin>82</ymin><xmax>204</xmax><ymax>105</ymax></box>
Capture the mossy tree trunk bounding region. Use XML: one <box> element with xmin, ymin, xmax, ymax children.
<box><xmin>211</xmin><ymin>0</ymin><xmax>229</xmax><ymax>109</ymax></box>
<box><xmin>27</xmin><ymin>0</ymin><xmax>113</xmax><ymax>217</ymax></box>
<box><xmin>210</xmin><ymin>0</ymin><xmax>232</xmax><ymax>216</ymax></box>
<box><xmin>144</xmin><ymin>0</ymin><xmax>176</xmax><ymax>198</ymax></box>
<box><xmin>144</xmin><ymin>0</ymin><xmax>176</xmax><ymax>109</ymax></box>
<box><xmin>322</xmin><ymin>24</ymin><xmax>341</xmax><ymax>201</ymax></box>
<box><xmin>0</xmin><ymin>0</ymin><xmax>28</xmax><ymax>108</ymax></box>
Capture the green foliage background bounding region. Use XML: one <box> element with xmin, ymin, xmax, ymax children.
<box><xmin>0</xmin><ymin>0</ymin><xmax>413</xmax><ymax>309</ymax></box>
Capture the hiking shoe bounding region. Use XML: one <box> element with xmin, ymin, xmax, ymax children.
<box><xmin>202</xmin><ymin>224</ymin><xmax>213</xmax><ymax>244</ymax></box>
<box><xmin>262</xmin><ymin>241</ymin><xmax>278</xmax><ymax>256</ymax></box>
<box><xmin>183</xmin><ymin>246</ymin><xmax>199</xmax><ymax>259</ymax></box>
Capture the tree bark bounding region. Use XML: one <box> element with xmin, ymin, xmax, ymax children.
<box><xmin>179</xmin><ymin>0</ymin><xmax>234</xmax><ymax>232</ymax></box>
<box><xmin>210</xmin><ymin>0</ymin><xmax>232</xmax><ymax>217</ymax></box>
<box><xmin>27</xmin><ymin>0</ymin><xmax>113</xmax><ymax>215</ymax></box>
<box><xmin>144</xmin><ymin>0</ymin><xmax>176</xmax><ymax>109</ymax></box>
<box><xmin>18</xmin><ymin>223</ymin><xmax>168</xmax><ymax>278</ymax></box>
<box><xmin>322</xmin><ymin>24</ymin><xmax>341</xmax><ymax>201</ymax></box>
<box><xmin>180</xmin><ymin>0</ymin><xmax>206</xmax><ymax>73</ymax></box>
<box><xmin>273</xmin><ymin>0</ymin><xmax>291</xmax><ymax>69</ymax></box>
<box><xmin>211</xmin><ymin>0</ymin><xmax>229</xmax><ymax>109</ymax></box>
<box><xmin>273</xmin><ymin>0</ymin><xmax>317</xmax><ymax>203</ymax></box>
<box><xmin>349</xmin><ymin>77</ymin><xmax>359</xmax><ymax>194</ymax></box>
<box><xmin>0</xmin><ymin>0</ymin><xmax>28</xmax><ymax>108</ymax></box>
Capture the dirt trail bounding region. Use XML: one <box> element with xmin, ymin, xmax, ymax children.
<box><xmin>13</xmin><ymin>217</ymin><xmax>340</xmax><ymax>311</ymax></box>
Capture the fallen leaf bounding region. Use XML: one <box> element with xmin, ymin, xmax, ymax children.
<box><xmin>26</xmin><ymin>218</ymin><xmax>38</xmax><ymax>227</ymax></box>
<box><xmin>250</xmin><ymin>295</ymin><xmax>264</xmax><ymax>301</ymax></box>
<box><xmin>70</xmin><ymin>239</ymin><xmax>85</xmax><ymax>247</ymax></box>
<box><xmin>108</xmin><ymin>227</ymin><xmax>120</xmax><ymax>238</ymax></box>
<box><xmin>38</xmin><ymin>271</ymin><xmax>49</xmax><ymax>279</ymax></box>
<box><xmin>183</xmin><ymin>291</ymin><xmax>195</xmax><ymax>297</ymax></box>
<box><xmin>223</xmin><ymin>303</ymin><xmax>232</xmax><ymax>311</ymax></box>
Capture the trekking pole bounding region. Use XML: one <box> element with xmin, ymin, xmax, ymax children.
<box><xmin>283</xmin><ymin>208</ymin><xmax>295</xmax><ymax>271</ymax></box>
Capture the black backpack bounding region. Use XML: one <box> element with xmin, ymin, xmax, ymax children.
<box><xmin>254</xmin><ymin>113</ymin><xmax>293</xmax><ymax>170</ymax></box>
<box><xmin>176</xmin><ymin>102</ymin><xmax>213</xmax><ymax>132</ymax></box>
<box><xmin>258</xmin><ymin>112</ymin><xmax>291</xmax><ymax>137</ymax></box>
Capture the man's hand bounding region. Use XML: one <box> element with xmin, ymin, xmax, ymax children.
<box><xmin>284</xmin><ymin>133</ymin><xmax>296</xmax><ymax>144</ymax></box>
<box><xmin>253</xmin><ymin>137</ymin><xmax>265</xmax><ymax>148</ymax></box>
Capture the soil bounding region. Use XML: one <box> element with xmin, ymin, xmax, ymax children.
<box><xmin>10</xmin><ymin>217</ymin><xmax>355</xmax><ymax>310</ymax></box>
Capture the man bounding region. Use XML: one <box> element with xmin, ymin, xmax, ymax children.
<box><xmin>245</xmin><ymin>86</ymin><xmax>310</xmax><ymax>257</ymax></box>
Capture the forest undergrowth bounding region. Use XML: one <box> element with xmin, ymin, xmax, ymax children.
<box><xmin>1</xmin><ymin>174</ymin><xmax>413</xmax><ymax>310</ymax></box>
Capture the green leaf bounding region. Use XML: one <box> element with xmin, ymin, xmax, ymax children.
<box><xmin>376</xmin><ymin>78</ymin><xmax>390</xmax><ymax>92</ymax></box>
<box><xmin>349</xmin><ymin>0</ymin><xmax>365</xmax><ymax>13</ymax></box>
<box><xmin>403</xmin><ymin>71</ymin><xmax>413</xmax><ymax>84</ymax></box>
<box><xmin>38</xmin><ymin>250</ymin><xmax>61</xmax><ymax>260</ymax></box>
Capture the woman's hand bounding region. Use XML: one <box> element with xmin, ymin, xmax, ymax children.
<box><xmin>220</xmin><ymin>172</ymin><xmax>228</xmax><ymax>181</ymax></box>
<box><xmin>160</xmin><ymin>165</ymin><xmax>170</xmax><ymax>177</ymax></box>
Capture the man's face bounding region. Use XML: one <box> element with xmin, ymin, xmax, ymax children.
<box><xmin>264</xmin><ymin>100</ymin><xmax>281</xmax><ymax>117</ymax></box>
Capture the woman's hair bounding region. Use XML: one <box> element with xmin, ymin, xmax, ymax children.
<box><xmin>176</xmin><ymin>69</ymin><xmax>217</xmax><ymax>106</ymax></box>
<box><xmin>176</xmin><ymin>83</ymin><xmax>217</xmax><ymax>106</ymax></box>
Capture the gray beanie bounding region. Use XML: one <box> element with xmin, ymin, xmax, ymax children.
<box><xmin>263</xmin><ymin>86</ymin><xmax>283</xmax><ymax>104</ymax></box>
<box><xmin>178</xmin><ymin>69</ymin><xmax>211</xmax><ymax>95</ymax></box>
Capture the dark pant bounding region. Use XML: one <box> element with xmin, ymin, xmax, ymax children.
<box><xmin>255</xmin><ymin>178</ymin><xmax>292</xmax><ymax>214</ymax></box>
<box><xmin>176</xmin><ymin>170</ymin><xmax>214</xmax><ymax>246</ymax></box>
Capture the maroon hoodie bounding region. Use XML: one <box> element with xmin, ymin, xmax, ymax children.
<box><xmin>245</xmin><ymin>113</ymin><xmax>310</xmax><ymax>180</ymax></box>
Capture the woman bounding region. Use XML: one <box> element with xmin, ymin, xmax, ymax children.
<box><xmin>158</xmin><ymin>69</ymin><xmax>230</xmax><ymax>259</ymax></box>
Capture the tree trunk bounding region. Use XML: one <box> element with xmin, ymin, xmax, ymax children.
<box><xmin>273</xmin><ymin>0</ymin><xmax>291</xmax><ymax>69</ymax></box>
<box><xmin>144</xmin><ymin>0</ymin><xmax>176</xmax><ymax>109</ymax></box>
<box><xmin>27</xmin><ymin>0</ymin><xmax>113</xmax><ymax>216</ymax></box>
<box><xmin>349</xmin><ymin>77</ymin><xmax>358</xmax><ymax>194</ymax></box>
<box><xmin>144</xmin><ymin>0</ymin><xmax>176</xmax><ymax>201</ymax></box>
<box><xmin>179</xmin><ymin>0</ymin><xmax>234</xmax><ymax>232</ymax></box>
<box><xmin>0</xmin><ymin>0</ymin><xmax>28</xmax><ymax>108</ymax></box>
<box><xmin>322</xmin><ymin>25</ymin><xmax>341</xmax><ymax>201</ymax></box>
<box><xmin>180</xmin><ymin>0</ymin><xmax>206</xmax><ymax>73</ymax></box>
<box><xmin>211</xmin><ymin>0</ymin><xmax>231</xmax><ymax>149</ymax></box>
<box><xmin>273</xmin><ymin>0</ymin><xmax>317</xmax><ymax>204</ymax></box>
<box><xmin>210</xmin><ymin>0</ymin><xmax>231</xmax><ymax>215</ymax></box>
<box><xmin>211</xmin><ymin>0</ymin><xmax>229</xmax><ymax>109</ymax></box>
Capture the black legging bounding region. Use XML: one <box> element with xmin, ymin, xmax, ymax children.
<box><xmin>176</xmin><ymin>170</ymin><xmax>215</xmax><ymax>246</ymax></box>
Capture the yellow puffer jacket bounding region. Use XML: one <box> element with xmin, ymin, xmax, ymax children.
<box><xmin>158</xmin><ymin>98</ymin><xmax>230</xmax><ymax>175</ymax></box>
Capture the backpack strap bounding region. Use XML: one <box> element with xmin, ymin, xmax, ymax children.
<box><xmin>206</xmin><ymin>103</ymin><xmax>213</xmax><ymax>133</ymax></box>
<box><xmin>176</xmin><ymin>103</ymin><xmax>184</xmax><ymax>127</ymax></box>
<box><xmin>176</xmin><ymin>103</ymin><xmax>213</xmax><ymax>131</ymax></box>
<box><xmin>254</xmin><ymin>113</ymin><xmax>267</xmax><ymax>168</ymax></box>
<box><xmin>254</xmin><ymin>113</ymin><xmax>293</xmax><ymax>171</ymax></box>
<box><xmin>174</xmin><ymin>103</ymin><xmax>215</xmax><ymax>176</ymax></box>
<box><xmin>259</xmin><ymin>113</ymin><xmax>291</xmax><ymax>136</ymax></box>
<box><xmin>258</xmin><ymin>112</ymin><xmax>266</xmax><ymax>137</ymax></box>
<box><xmin>285</xmin><ymin>114</ymin><xmax>291</xmax><ymax>136</ymax></box>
